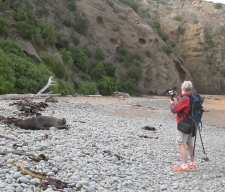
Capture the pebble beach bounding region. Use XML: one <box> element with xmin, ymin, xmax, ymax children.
<box><xmin>0</xmin><ymin>96</ymin><xmax>225</xmax><ymax>192</ymax></box>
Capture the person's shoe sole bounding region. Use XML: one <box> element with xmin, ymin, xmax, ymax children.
<box><xmin>172</xmin><ymin>166</ymin><xmax>197</xmax><ymax>173</ymax></box>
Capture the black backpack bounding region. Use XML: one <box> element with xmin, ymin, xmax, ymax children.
<box><xmin>189</xmin><ymin>94</ymin><xmax>204</xmax><ymax>129</ymax></box>
<box><xmin>177</xmin><ymin>94</ymin><xmax>204</xmax><ymax>135</ymax></box>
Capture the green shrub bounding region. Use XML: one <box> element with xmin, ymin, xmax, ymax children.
<box><xmin>14</xmin><ymin>3</ymin><xmax>33</xmax><ymax>22</ymax></box>
<box><xmin>70</xmin><ymin>48</ymin><xmax>89</xmax><ymax>72</ymax></box>
<box><xmin>97</xmin><ymin>76</ymin><xmax>117</xmax><ymax>96</ymax></box>
<box><xmin>0</xmin><ymin>49</ymin><xmax>15</xmax><ymax>94</ymax></box>
<box><xmin>95</xmin><ymin>48</ymin><xmax>105</xmax><ymax>61</ymax></box>
<box><xmin>42</xmin><ymin>53</ymin><xmax>67</xmax><ymax>79</ymax></box>
<box><xmin>117</xmin><ymin>81</ymin><xmax>136</xmax><ymax>95</ymax></box>
<box><xmin>90</xmin><ymin>62</ymin><xmax>106</xmax><ymax>80</ymax></box>
<box><xmin>116</xmin><ymin>48</ymin><xmax>143</xmax><ymax>94</ymax></box>
<box><xmin>78</xmin><ymin>81</ymin><xmax>97</xmax><ymax>95</ymax></box>
<box><xmin>61</xmin><ymin>49</ymin><xmax>74</xmax><ymax>66</ymax></box>
<box><xmin>104</xmin><ymin>63</ymin><xmax>116</xmax><ymax>77</ymax></box>
<box><xmin>52</xmin><ymin>80</ymin><xmax>75</xmax><ymax>95</ymax></box>
<box><xmin>14</xmin><ymin>4</ymin><xmax>57</xmax><ymax>46</ymax></box>
<box><xmin>0</xmin><ymin>43</ymin><xmax>51</xmax><ymax>94</ymax></box>
<box><xmin>16</xmin><ymin>21</ymin><xmax>36</xmax><ymax>40</ymax></box>
<box><xmin>117</xmin><ymin>47</ymin><xmax>129</xmax><ymax>59</ymax></box>
<box><xmin>38</xmin><ymin>21</ymin><xmax>57</xmax><ymax>46</ymax></box>
<box><xmin>68</xmin><ymin>0</ymin><xmax>77</xmax><ymax>12</ymax></box>
<box><xmin>0</xmin><ymin>77</ymin><xmax>15</xmax><ymax>94</ymax></box>
<box><xmin>10</xmin><ymin>54</ymin><xmax>50</xmax><ymax>93</ymax></box>
<box><xmin>0</xmin><ymin>17</ymin><xmax>8</xmax><ymax>35</ymax></box>
<box><xmin>0</xmin><ymin>40</ymin><xmax>25</xmax><ymax>57</ymax></box>
<box><xmin>90</xmin><ymin>62</ymin><xmax>116</xmax><ymax>80</ymax></box>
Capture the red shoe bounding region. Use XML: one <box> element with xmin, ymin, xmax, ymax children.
<box><xmin>187</xmin><ymin>162</ymin><xmax>198</xmax><ymax>171</ymax></box>
<box><xmin>172</xmin><ymin>164</ymin><xmax>192</xmax><ymax>173</ymax></box>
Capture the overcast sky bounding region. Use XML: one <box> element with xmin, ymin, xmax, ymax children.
<box><xmin>205</xmin><ymin>0</ymin><xmax>225</xmax><ymax>4</ymax></box>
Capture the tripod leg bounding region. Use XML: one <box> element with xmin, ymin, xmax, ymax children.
<box><xmin>198</xmin><ymin>128</ymin><xmax>209</xmax><ymax>161</ymax></box>
<box><xmin>193</xmin><ymin>130</ymin><xmax>197</xmax><ymax>158</ymax></box>
<box><xmin>198</xmin><ymin>129</ymin><xmax>206</xmax><ymax>154</ymax></box>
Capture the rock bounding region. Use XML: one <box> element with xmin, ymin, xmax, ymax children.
<box><xmin>18</xmin><ymin>176</ymin><xmax>30</xmax><ymax>184</ymax></box>
<box><xmin>45</xmin><ymin>96</ymin><xmax>58</xmax><ymax>103</ymax></box>
<box><xmin>30</xmin><ymin>178</ymin><xmax>40</xmax><ymax>185</ymax></box>
<box><xmin>15</xmin><ymin>186</ymin><xmax>23</xmax><ymax>192</ymax></box>
<box><xmin>160</xmin><ymin>185</ymin><xmax>167</xmax><ymax>191</ymax></box>
<box><xmin>6</xmin><ymin>177</ymin><xmax>13</xmax><ymax>184</ymax></box>
<box><xmin>43</xmin><ymin>188</ymin><xmax>55</xmax><ymax>192</ymax></box>
<box><xmin>86</xmin><ymin>183</ymin><xmax>96</xmax><ymax>192</ymax></box>
<box><xmin>4</xmin><ymin>186</ymin><xmax>15</xmax><ymax>192</ymax></box>
<box><xmin>47</xmin><ymin>172</ymin><xmax>55</xmax><ymax>176</ymax></box>
<box><xmin>142</xmin><ymin>126</ymin><xmax>156</xmax><ymax>131</ymax></box>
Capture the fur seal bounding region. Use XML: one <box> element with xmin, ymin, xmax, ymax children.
<box><xmin>7</xmin><ymin>116</ymin><xmax>68</xmax><ymax>130</ymax></box>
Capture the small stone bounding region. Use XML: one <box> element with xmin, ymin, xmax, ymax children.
<box><xmin>161</xmin><ymin>185</ymin><xmax>167</xmax><ymax>191</ymax></box>
<box><xmin>30</xmin><ymin>178</ymin><xmax>40</xmax><ymax>185</ymax></box>
<box><xmin>18</xmin><ymin>176</ymin><xmax>30</xmax><ymax>184</ymax></box>
<box><xmin>6</xmin><ymin>177</ymin><xmax>13</xmax><ymax>184</ymax></box>
<box><xmin>86</xmin><ymin>182</ymin><xmax>96</xmax><ymax>192</ymax></box>
<box><xmin>13</xmin><ymin>172</ymin><xmax>22</xmax><ymax>179</ymax></box>
<box><xmin>78</xmin><ymin>179</ymin><xmax>89</xmax><ymax>186</ymax></box>
<box><xmin>47</xmin><ymin>172</ymin><xmax>55</xmax><ymax>176</ymax></box>
<box><xmin>4</xmin><ymin>186</ymin><xmax>15</xmax><ymax>192</ymax></box>
<box><xmin>50</xmin><ymin>127</ymin><xmax>57</xmax><ymax>131</ymax></box>
<box><xmin>15</xmin><ymin>186</ymin><xmax>23</xmax><ymax>192</ymax></box>
<box><xmin>71</xmin><ymin>175</ymin><xmax>81</xmax><ymax>182</ymax></box>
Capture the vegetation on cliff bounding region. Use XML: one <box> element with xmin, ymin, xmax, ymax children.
<box><xmin>0</xmin><ymin>0</ymin><xmax>225</xmax><ymax>95</ymax></box>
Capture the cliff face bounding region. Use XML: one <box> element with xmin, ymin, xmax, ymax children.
<box><xmin>76</xmin><ymin>0</ymin><xmax>190</xmax><ymax>94</ymax></box>
<box><xmin>0</xmin><ymin>0</ymin><xmax>224</xmax><ymax>94</ymax></box>
<box><xmin>139</xmin><ymin>0</ymin><xmax>225</xmax><ymax>94</ymax></box>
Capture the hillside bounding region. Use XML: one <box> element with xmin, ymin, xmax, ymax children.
<box><xmin>136</xmin><ymin>0</ymin><xmax>225</xmax><ymax>94</ymax></box>
<box><xmin>0</xmin><ymin>0</ymin><xmax>225</xmax><ymax>95</ymax></box>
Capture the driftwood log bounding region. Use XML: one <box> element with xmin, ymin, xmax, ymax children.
<box><xmin>37</xmin><ymin>76</ymin><xmax>56</xmax><ymax>95</ymax></box>
<box><xmin>14</xmin><ymin>161</ymin><xmax>74</xmax><ymax>191</ymax></box>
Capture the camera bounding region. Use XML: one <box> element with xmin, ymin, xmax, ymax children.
<box><xmin>166</xmin><ymin>88</ymin><xmax>177</xmax><ymax>101</ymax></box>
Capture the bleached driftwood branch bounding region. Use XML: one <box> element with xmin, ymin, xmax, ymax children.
<box><xmin>36</xmin><ymin>76</ymin><xmax>56</xmax><ymax>95</ymax></box>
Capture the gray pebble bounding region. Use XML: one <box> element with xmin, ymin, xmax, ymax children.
<box><xmin>18</xmin><ymin>176</ymin><xmax>30</xmax><ymax>184</ymax></box>
<box><xmin>13</xmin><ymin>172</ymin><xmax>22</xmax><ymax>179</ymax></box>
<box><xmin>15</xmin><ymin>186</ymin><xmax>23</xmax><ymax>192</ymax></box>
<box><xmin>30</xmin><ymin>178</ymin><xmax>40</xmax><ymax>185</ymax></box>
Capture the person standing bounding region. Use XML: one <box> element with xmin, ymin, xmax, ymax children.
<box><xmin>170</xmin><ymin>81</ymin><xmax>197</xmax><ymax>173</ymax></box>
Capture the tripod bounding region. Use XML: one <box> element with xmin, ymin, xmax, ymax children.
<box><xmin>193</xmin><ymin>124</ymin><xmax>209</xmax><ymax>161</ymax></box>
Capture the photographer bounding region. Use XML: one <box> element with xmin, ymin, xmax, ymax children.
<box><xmin>170</xmin><ymin>81</ymin><xmax>197</xmax><ymax>173</ymax></box>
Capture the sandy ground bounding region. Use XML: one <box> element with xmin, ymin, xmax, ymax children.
<box><xmin>62</xmin><ymin>95</ymin><xmax>225</xmax><ymax>128</ymax></box>
<box><xmin>203</xmin><ymin>95</ymin><xmax>225</xmax><ymax>128</ymax></box>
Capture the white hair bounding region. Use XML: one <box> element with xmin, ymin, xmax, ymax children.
<box><xmin>181</xmin><ymin>81</ymin><xmax>193</xmax><ymax>92</ymax></box>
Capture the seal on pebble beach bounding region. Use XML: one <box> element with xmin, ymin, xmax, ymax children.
<box><xmin>5</xmin><ymin>116</ymin><xmax>68</xmax><ymax>130</ymax></box>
